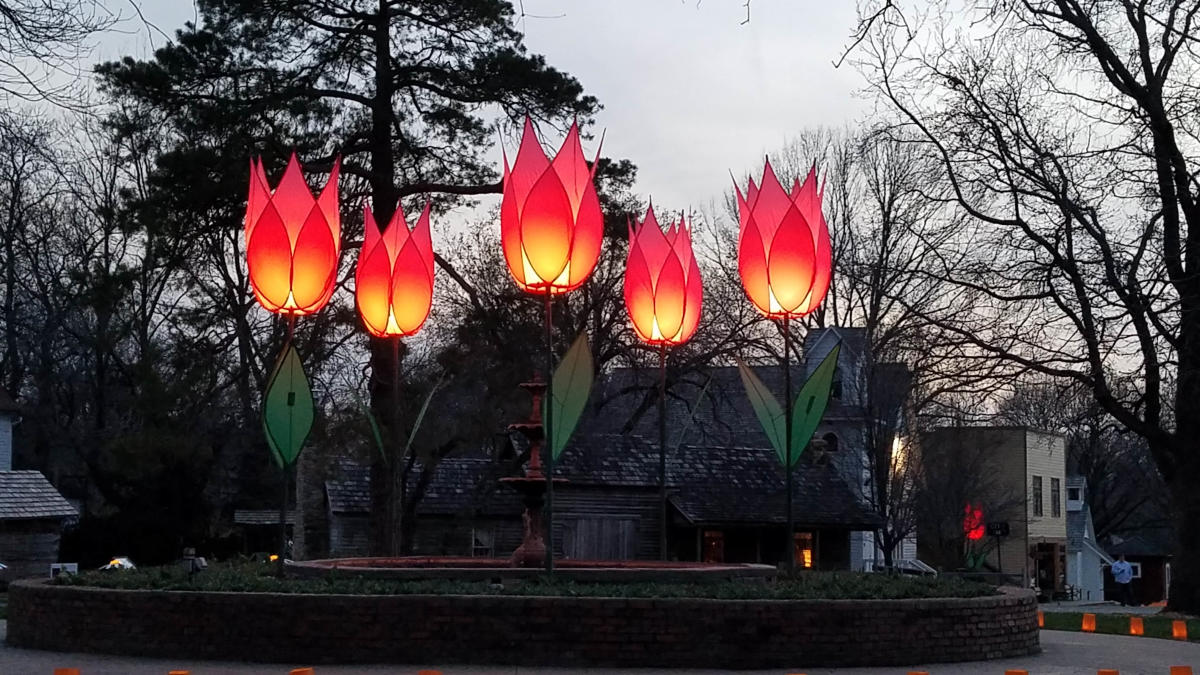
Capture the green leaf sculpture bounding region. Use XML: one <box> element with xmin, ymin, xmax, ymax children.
<box><xmin>789</xmin><ymin>342</ymin><xmax>841</xmax><ymax>467</ymax></box>
<box><xmin>736</xmin><ymin>358</ymin><xmax>787</xmax><ymax>463</ymax></box>
<box><xmin>738</xmin><ymin>342</ymin><xmax>842</xmax><ymax>467</ymax></box>
<box><xmin>543</xmin><ymin>331</ymin><xmax>594</xmax><ymax>459</ymax></box>
<box><xmin>262</xmin><ymin>343</ymin><xmax>315</xmax><ymax>468</ymax></box>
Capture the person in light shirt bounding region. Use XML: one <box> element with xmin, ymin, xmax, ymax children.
<box><xmin>1110</xmin><ymin>554</ymin><xmax>1135</xmax><ymax>606</ymax></box>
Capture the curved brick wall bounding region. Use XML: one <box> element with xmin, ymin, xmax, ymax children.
<box><xmin>6</xmin><ymin>581</ymin><xmax>1038</xmax><ymax>668</ymax></box>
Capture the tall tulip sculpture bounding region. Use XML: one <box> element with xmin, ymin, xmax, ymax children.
<box><xmin>734</xmin><ymin>159</ymin><xmax>837</xmax><ymax>571</ymax></box>
<box><xmin>354</xmin><ymin>200</ymin><xmax>435</xmax><ymax>553</ymax></box>
<box><xmin>623</xmin><ymin>206</ymin><xmax>702</xmax><ymax>559</ymax></box>
<box><xmin>245</xmin><ymin>153</ymin><xmax>341</xmax><ymax>567</ymax></box>
<box><xmin>501</xmin><ymin>116</ymin><xmax>603</xmax><ymax>573</ymax></box>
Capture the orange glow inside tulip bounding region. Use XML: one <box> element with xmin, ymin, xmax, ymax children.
<box><xmin>500</xmin><ymin>116</ymin><xmax>603</xmax><ymax>295</ymax></box>
<box><xmin>245</xmin><ymin>154</ymin><xmax>341</xmax><ymax>315</ymax></box>
<box><xmin>624</xmin><ymin>206</ymin><xmax>702</xmax><ymax>346</ymax></box>
<box><xmin>734</xmin><ymin>159</ymin><xmax>831</xmax><ymax>319</ymax></box>
<box><xmin>355</xmin><ymin>202</ymin><xmax>435</xmax><ymax>338</ymax></box>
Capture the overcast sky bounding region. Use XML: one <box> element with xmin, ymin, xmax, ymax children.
<box><xmin>96</xmin><ymin>1</ymin><xmax>869</xmax><ymax>212</ymax></box>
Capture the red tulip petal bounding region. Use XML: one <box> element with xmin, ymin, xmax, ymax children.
<box><xmin>355</xmin><ymin>234</ymin><xmax>392</xmax><ymax>337</ymax></box>
<box><xmin>796</xmin><ymin>209</ymin><xmax>832</xmax><ymax>315</ymax></box>
<box><xmin>509</xmin><ymin>116</ymin><xmax>551</xmax><ymax>220</ymax></box>
<box><xmin>767</xmin><ymin>206</ymin><xmax>816</xmax><ymax>314</ymax></box>
<box><xmin>738</xmin><ymin>214</ymin><xmax>772</xmax><ymax>316</ymax></box>
<box><xmin>552</xmin><ymin>120</ymin><xmax>591</xmax><ymax>218</ymax></box>
<box><xmin>412</xmin><ymin>202</ymin><xmax>435</xmax><ymax>287</ymax></box>
<box><xmin>679</xmin><ymin>251</ymin><xmax>703</xmax><ymax>344</ymax></box>
<box><xmin>362</xmin><ymin>204</ymin><xmax>382</xmax><ymax>257</ymax></box>
<box><xmin>520</xmin><ymin>168</ymin><xmax>573</xmax><ymax>287</ymax></box>
<box><xmin>273</xmin><ymin>154</ymin><xmax>318</xmax><ymax>245</ymax></box>
<box><xmin>500</xmin><ymin>177</ymin><xmax>529</xmax><ymax>290</ymax></box>
<box><xmin>563</xmin><ymin>181</ymin><xmax>603</xmax><ymax>291</ymax></box>
<box><xmin>245</xmin><ymin>158</ymin><xmax>271</xmax><ymax>241</ymax></box>
<box><xmin>246</xmin><ymin>200</ymin><xmax>293</xmax><ymax>312</ymax></box>
<box><xmin>391</xmin><ymin>226</ymin><xmax>433</xmax><ymax>336</ymax></box>
<box><xmin>752</xmin><ymin>159</ymin><xmax>791</xmax><ymax>243</ymax></box>
<box><xmin>289</xmin><ymin>205</ymin><xmax>339</xmax><ymax>312</ymax></box>
<box><xmin>634</xmin><ymin>205</ymin><xmax>671</xmax><ymax>285</ymax></box>
<box><xmin>624</xmin><ymin>235</ymin><xmax>657</xmax><ymax>343</ymax></box>
<box><xmin>317</xmin><ymin>157</ymin><xmax>341</xmax><ymax>254</ymax></box>
<box><xmin>653</xmin><ymin>248</ymin><xmax>686</xmax><ymax>341</ymax></box>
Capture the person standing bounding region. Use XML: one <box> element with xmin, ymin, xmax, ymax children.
<box><xmin>1110</xmin><ymin>554</ymin><xmax>1135</xmax><ymax>606</ymax></box>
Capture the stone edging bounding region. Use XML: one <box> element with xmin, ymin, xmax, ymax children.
<box><xmin>6</xmin><ymin>580</ymin><xmax>1039</xmax><ymax>668</ymax></box>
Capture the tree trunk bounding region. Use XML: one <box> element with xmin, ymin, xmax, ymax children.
<box><xmin>366</xmin><ymin>0</ymin><xmax>403</xmax><ymax>556</ymax></box>
<box><xmin>1167</xmin><ymin>470</ymin><xmax>1200</xmax><ymax>612</ymax></box>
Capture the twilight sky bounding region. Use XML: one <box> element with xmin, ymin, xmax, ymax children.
<box><xmin>95</xmin><ymin>1</ymin><xmax>870</xmax><ymax>211</ymax></box>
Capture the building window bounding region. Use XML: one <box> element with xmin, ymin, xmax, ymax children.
<box><xmin>822</xmin><ymin>433</ymin><xmax>839</xmax><ymax>452</ymax></box>
<box><xmin>702</xmin><ymin>530</ymin><xmax>725</xmax><ymax>563</ymax></box>
<box><xmin>1067</xmin><ymin>486</ymin><xmax>1081</xmax><ymax>502</ymax></box>
<box><xmin>1130</xmin><ymin>561</ymin><xmax>1143</xmax><ymax>579</ymax></box>
<box><xmin>471</xmin><ymin>528</ymin><xmax>494</xmax><ymax>557</ymax></box>
<box><xmin>1032</xmin><ymin>475</ymin><xmax>1044</xmax><ymax>517</ymax></box>
<box><xmin>1051</xmin><ymin>478</ymin><xmax>1061</xmax><ymax>518</ymax></box>
<box><xmin>794</xmin><ymin>532</ymin><xmax>814</xmax><ymax>569</ymax></box>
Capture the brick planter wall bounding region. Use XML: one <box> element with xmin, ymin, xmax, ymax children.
<box><xmin>6</xmin><ymin>581</ymin><xmax>1038</xmax><ymax>668</ymax></box>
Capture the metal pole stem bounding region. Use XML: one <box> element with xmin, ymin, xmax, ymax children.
<box><xmin>544</xmin><ymin>288</ymin><xmax>555</xmax><ymax>575</ymax></box>
<box><xmin>783</xmin><ymin>316</ymin><xmax>794</xmax><ymax>573</ymax></box>
<box><xmin>392</xmin><ymin>336</ymin><xmax>402</xmax><ymax>555</ymax></box>
<box><xmin>279</xmin><ymin>314</ymin><xmax>296</xmax><ymax>576</ymax></box>
<box><xmin>658</xmin><ymin>343</ymin><xmax>668</xmax><ymax>561</ymax></box>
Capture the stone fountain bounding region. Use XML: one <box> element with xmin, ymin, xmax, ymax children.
<box><xmin>498</xmin><ymin>374</ymin><xmax>567</xmax><ymax>567</ymax></box>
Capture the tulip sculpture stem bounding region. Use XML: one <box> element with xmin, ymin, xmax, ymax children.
<box><xmin>658</xmin><ymin>343</ymin><xmax>669</xmax><ymax>561</ymax></box>
<box><xmin>782</xmin><ymin>315</ymin><xmax>794</xmax><ymax>574</ymax></box>
<box><xmin>543</xmin><ymin>287</ymin><xmax>555</xmax><ymax>576</ymax></box>
<box><xmin>278</xmin><ymin>314</ymin><xmax>297</xmax><ymax>577</ymax></box>
<box><xmin>392</xmin><ymin>335</ymin><xmax>403</xmax><ymax>556</ymax></box>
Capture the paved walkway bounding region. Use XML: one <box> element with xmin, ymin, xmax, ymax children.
<box><xmin>1041</xmin><ymin>600</ymin><xmax>1164</xmax><ymax>615</ymax></box>
<box><xmin>2</xmin><ymin>626</ymin><xmax>1198</xmax><ymax>674</ymax></box>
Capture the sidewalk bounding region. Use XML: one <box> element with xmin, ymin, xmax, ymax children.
<box><xmin>1042</xmin><ymin>599</ymin><xmax>1165</xmax><ymax>615</ymax></box>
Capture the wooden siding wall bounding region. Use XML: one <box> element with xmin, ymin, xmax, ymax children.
<box><xmin>0</xmin><ymin>524</ymin><xmax>60</xmax><ymax>579</ymax></box>
<box><xmin>1025</xmin><ymin>431</ymin><xmax>1067</xmax><ymax>541</ymax></box>
<box><xmin>403</xmin><ymin>486</ymin><xmax>662</xmax><ymax>560</ymax></box>
<box><xmin>329</xmin><ymin>514</ymin><xmax>370</xmax><ymax>557</ymax></box>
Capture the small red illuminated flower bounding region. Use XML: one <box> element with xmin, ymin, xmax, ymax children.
<box><xmin>245</xmin><ymin>154</ymin><xmax>341</xmax><ymax>315</ymax></box>
<box><xmin>355</xmin><ymin>202</ymin><xmax>434</xmax><ymax>338</ymax></box>
<box><xmin>964</xmin><ymin>503</ymin><xmax>985</xmax><ymax>541</ymax></box>
<box><xmin>624</xmin><ymin>206</ymin><xmax>702</xmax><ymax>346</ymax></box>
<box><xmin>500</xmin><ymin>116</ymin><xmax>603</xmax><ymax>295</ymax></box>
<box><xmin>734</xmin><ymin>159</ymin><xmax>831</xmax><ymax>318</ymax></box>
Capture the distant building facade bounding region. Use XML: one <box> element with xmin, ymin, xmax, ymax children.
<box><xmin>919</xmin><ymin>426</ymin><xmax>1068</xmax><ymax>592</ymax></box>
<box><xmin>297</xmin><ymin>326</ymin><xmax>902</xmax><ymax>568</ymax></box>
<box><xmin>1065</xmin><ymin>476</ymin><xmax>1110</xmax><ymax>601</ymax></box>
<box><xmin>0</xmin><ymin>387</ymin><xmax>76</xmax><ymax>580</ymax></box>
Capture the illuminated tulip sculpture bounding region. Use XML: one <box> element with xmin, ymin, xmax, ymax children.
<box><xmin>354</xmin><ymin>201</ymin><xmax>435</xmax><ymax>555</ymax></box>
<box><xmin>355</xmin><ymin>202</ymin><xmax>434</xmax><ymax>339</ymax></box>
<box><xmin>501</xmin><ymin>116</ymin><xmax>603</xmax><ymax>573</ymax></box>
<box><xmin>624</xmin><ymin>205</ymin><xmax>702</xmax><ymax>558</ymax></box>
<box><xmin>245</xmin><ymin>153</ymin><xmax>341</xmax><ymax>568</ymax></box>
<box><xmin>734</xmin><ymin>159</ymin><xmax>835</xmax><ymax>571</ymax></box>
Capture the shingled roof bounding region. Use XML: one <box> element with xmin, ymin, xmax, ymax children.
<box><xmin>327</xmin><ymin>434</ymin><xmax>878</xmax><ymax>530</ymax></box>
<box><xmin>0</xmin><ymin>471</ymin><xmax>77</xmax><ymax>521</ymax></box>
<box><xmin>563</xmin><ymin>435</ymin><xmax>880</xmax><ymax>528</ymax></box>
